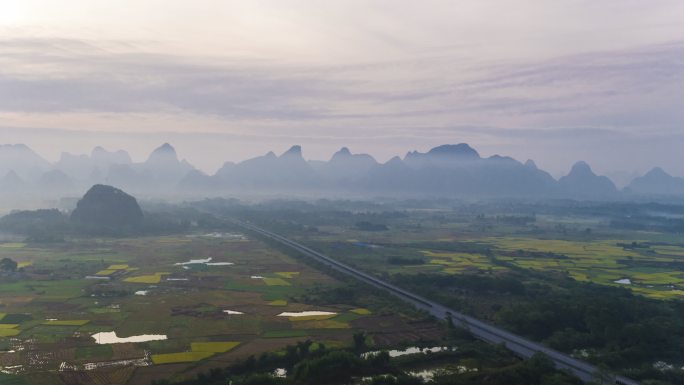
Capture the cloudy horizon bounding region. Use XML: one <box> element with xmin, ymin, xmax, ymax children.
<box><xmin>1</xmin><ymin>1</ymin><xmax>684</xmax><ymax>181</ymax></box>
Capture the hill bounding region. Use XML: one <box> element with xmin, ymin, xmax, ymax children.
<box><xmin>71</xmin><ymin>185</ymin><xmax>144</xmax><ymax>232</ymax></box>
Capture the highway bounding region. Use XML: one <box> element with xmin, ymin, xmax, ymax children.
<box><xmin>235</xmin><ymin>221</ymin><xmax>639</xmax><ymax>385</ymax></box>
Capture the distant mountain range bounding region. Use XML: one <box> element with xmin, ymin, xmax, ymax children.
<box><xmin>0</xmin><ymin>142</ymin><xmax>682</xmax><ymax>206</ymax></box>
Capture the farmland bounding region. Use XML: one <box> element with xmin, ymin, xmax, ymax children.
<box><xmin>226</xmin><ymin>199</ymin><xmax>684</xmax><ymax>383</ymax></box>
<box><xmin>0</xmin><ymin>232</ymin><xmax>439</xmax><ymax>385</ymax></box>
<box><xmin>2</xmin><ymin>199</ymin><xmax>684</xmax><ymax>384</ymax></box>
<box><xmin>290</xmin><ymin>213</ymin><xmax>684</xmax><ymax>300</ymax></box>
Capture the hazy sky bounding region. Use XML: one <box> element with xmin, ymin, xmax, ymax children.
<box><xmin>1</xmin><ymin>0</ymin><xmax>684</xmax><ymax>180</ymax></box>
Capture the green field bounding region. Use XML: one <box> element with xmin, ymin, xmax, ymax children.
<box><xmin>75</xmin><ymin>345</ymin><xmax>114</xmax><ymax>360</ymax></box>
<box><xmin>42</xmin><ymin>320</ymin><xmax>90</xmax><ymax>326</ymax></box>
<box><xmin>263</xmin><ymin>277</ymin><xmax>291</xmax><ymax>286</ymax></box>
<box><xmin>123</xmin><ymin>272</ymin><xmax>170</xmax><ymax>284</ymax></box>
<box><xmin>6</xmin><ymin>201</ymin><xmax>680</xmax><ymax>384</ymax></box>
<box><xmin>307</xmin><ymin>225</ymin><xmax>684</xmax><ymax>299</ymax></box>
<box><xmin>0</xmin><ymin>329</ymin><xmax>20</xmax><ymax>337</ymax></box>
<box><xmin>151</xmin><ymin>351</ymin><xmax>214</xmax><ymax>364</ymax></box>
<box><xmin>262</xmin><ymin>330</ymin><xmax>309</xmax><ymax>338</ymax></box>
<box><xmin>0</xmin><ymin>234</ymin><xmax>386</xmax><ymax>385</ymax></box>
<box><xmin>190</xmin><ymin>341</ymin><xmax>240</xmax><ymax>353</ymax></box>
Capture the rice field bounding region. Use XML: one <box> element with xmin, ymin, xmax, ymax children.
<box><xmin>0</xmin><ymin>234</ymin><xmax>382</xmax><ymax>384</ymax></box>
<box><xmin>263</xmin><ymin>277</ymin><xmax>291</xmax><ymax>286</ymax></box>
<box><xmin>292</xmin><ymin>319</ymin><xmax>350</xmax><ymax>329</ymax></box>
<box><xmin>423</xmin><ymin>251</ymin><xmax>506</xmax><ymax>273</ymax></box>
<box><xmin>369</xmin><ymin>232</ymin><xmax>684</xmax><ymax>299</ymax></box>
<box><xmin>123</xmin><ymin>272</ymin><xmax>170</xmax><ymax>284</ymax></box>
<box><xmin>262</xmin><ymin>330</ymin><xmax>309</xmax><ymax>338</ymax></box>
<box><xmin>107</xmin><ymin>264</ymin><xmax>129</xmax><ymax>270</ymax></box>
<box><xmin>151</xmin><ymin>351</ymin><xmax>214</xmax><ymax>364</ymax></box>
<box><xmin>309</xmin><ymin>219</ymin><xmax>684</xmax><ymax>300</ymax></box>
<box><xmin>190</xmin><ymin>341</ymin><xmax>240</xmax><ymax>353</ymax></box>
<box><xmin>275</xmin><ymin>271</ymin><xmax>300</xmax><ymax>279</ymax></box>
<box><xmin>0</xmin><ymin>329</ymin><xmax>20</xmax><ymax>337</ymax></box>
<box><xmin>42</xmin><ymin>320</ymin><xmax>90</xmax><ymax>326</ymax></box>
<box><xmin>481</xmin><ymin>237</ymin><xmax>684</xmax><ymax>299</ymax></box>
<box><xmin>0</xmin><ymin>243</ymin><xmax>26</xmax><ymax>249</ymax></box>
<box><xmin>350</xmin><ymin>308</ymin><xmax>371</xmax><ymax>315</ymax></box>
<box><xmin>152</xmin><ymin>341</ymin><xmax>241</xmax><ymax>364</ymax></box>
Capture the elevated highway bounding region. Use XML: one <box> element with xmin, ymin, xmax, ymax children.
<box><xmin>235</xmin><ymin>221</ymin><xmax>639</xmax><ymax>385</ymax></box>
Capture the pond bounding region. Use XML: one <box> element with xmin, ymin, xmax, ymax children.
<box><xmin>92</xmin><ymin>331</ymin><xmax>167</xmax><ymax>344</ymax></box>
<box><xmin>174</xmin><ymin>257</ymin><xmax>212</xmax><ymax>266</ymax></box>
<box><xmin>362</xmin><ymin>346</ymin><xmax>450</xmax><ymax>358</ymax></box>
<box><xmin>277</xmin><ymin>311</ymin><xmax>337</xmax><ymax>317</ymax></box>
<box><xmin>174</xmin><ymin>257</ymin><xmax>233</xmax><ymax>267</ymax></box>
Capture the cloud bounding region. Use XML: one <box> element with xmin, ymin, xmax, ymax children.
<box><xmin>2</xmin><ymin>35</ymin><xmax>683</xmax><ymax>132</ymax></box>
<box><xmin>0</xmin><ymin>38</ymin><xmax>342</xmax><ymax>119</ymax></box>
<box><xmin>1</xmin><ymin>3</ymin><xmax>684</xmax><ymax>177</ymax></box>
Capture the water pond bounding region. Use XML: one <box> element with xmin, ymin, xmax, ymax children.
<box><xmin>363</xmin><ymin>346</ymin><xmax>450</xmax><ymax>358</ymax></box>
<box><xmin>174</xmin><ymin>257</ymin><xmax>233</xmax><ymax>267</ymax></box>
<box><xmin>92</xmin><ymin>332</ymin><xmax>167</xmax><ymax>344</ymax></box>
<box><xmin>277</xmin><ymin>311</ymin><xmax>337</xmax><ymax>317</ymax></box>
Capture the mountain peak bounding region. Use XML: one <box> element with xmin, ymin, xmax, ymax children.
<box><xmin>627</xmin><ymin>166</ymin><xmax>684</xmax><ymax>196</ymax></box>
<box><xmin>569</xmin><ymin>161</ymin><xmax>593</xmax><ymax>175</ymax></box>
<box><xmin>645</xmin><ymin>167</ymin><xmax>670</xmax><ymax>178</ymax></box>
<box><xmin>0</xmin><ymin>144</ymin><xmax>51</xmax><ymax>179</ymax></box>
<box><xmin>154</xmin><ymin>143</ymin><xmax>176</xmax><ymax>153</ymax></box>
<box><xmin>0</xmin><ymin>144</ymin><xmax>30</xmax><ymax>151</ymax></box>
<box><xmin>281</xmin><ymin>145</ymin><xmax>303</xmax><ymax>158</ymax></box>
<box><xmin>90</xmin><ymin>146</ymin><xmax>132</xmax><ymax>165</ymax></box>
<box><xmin>525</xmin><ymin>159</ymin><xmax>538</xmax><ymax>169</ymax></box>
<box><xmin>147</xmin><ymin>143</ymin><xmax>179</xmax><ymax>164</ymax></box>
<box><xmin>427</xmin><ymin>143</ymin><xmax>480</xmax><ymax>159</ymax></box>
<box><xmin>386</xmin><ymin>156</ymin><xmax>404</xmax><ymax>165</ymax></box>
<box><xmin>330</xmin><ymin>147</ymin><xmax>353</xmax><ymax>161</ymax></box>
<box><xmin>559</xmin><ymin>161</ymin><xmax>617</xmax><ymax>196</ymax></box>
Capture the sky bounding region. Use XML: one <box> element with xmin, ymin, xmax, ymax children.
<box><xmin>1</xmin><ymin>0</ymin><xmax>683</xmax><ymax>183</ymax></box>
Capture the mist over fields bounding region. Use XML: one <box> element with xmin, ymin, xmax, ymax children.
<box><xmin>3</xmin><ymin>2</ymin><xmax>684</xmax><ymax>385</ymax></box>
<box><xmin>1</xmin><ymin>141</ymin><xmax>683</xmax><ymax>212</ymax></box>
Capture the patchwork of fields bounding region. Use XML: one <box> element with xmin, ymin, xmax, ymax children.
<box><xmin>413</xmin><ymin>237</ymin><xmax>684</xmax><ymax>299</ymax></box>
<box><xmin>4</xmin><ymin>208</ymin><xmax>683</xmax><ymax>384</ymax></box>
<box><xmin>487</xmin><ymin>237</ymin><xmax>684</xmax><ymax>299</ymax></box>
<box><xmin>305</xmin><ymin>221</ymin><xmax>684</xmax><ymax>300</ymax></box>
<box><xmin>0</xmin><ymin>234</ymin><xmax>430</xmax><ymax>385</ymax></box>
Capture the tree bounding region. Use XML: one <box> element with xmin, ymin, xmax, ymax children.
<box><xmin>293</xmin><ymin>351</ymin><xmax>363</xmax><ymax>385</ymax></box>
<box><xmin>446</xmin><ymin>313</ymin><xmax>455</xmax><ymax>329</ymax></box>
<box><xmin>0</xmin><ymin>258</ymin><xmax>17</xmax><ymax>272</ymax></box>
<box><xmin>297</xmin><ymin>339</ymin><xmax>313</xmax><ymax>357</ymax></box>
<box><xmin>353</xmin><ymin>332</ymin><xmax>367</xmax><ymax>352</ymax></box>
